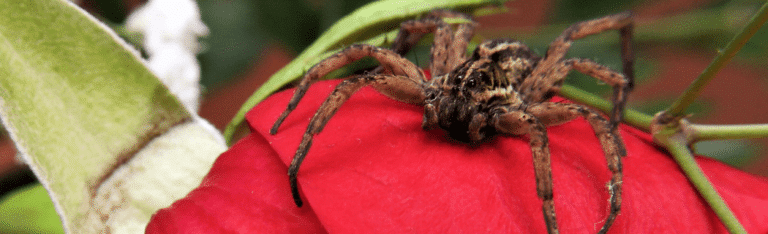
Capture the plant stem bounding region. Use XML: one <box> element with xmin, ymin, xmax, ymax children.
<box><xmin>658</xmin><ymin>134</ymin><xmax>747</xmax><ymax>234</ymax></box>
<box><xmin>665</xmin><ymin>1</ymin><xmax>768</xmax><ymax>116</ymax></box>
<box><xmin>560</xmin><ymin>85</ymin><xmax>653</xmax><ymax>131</ymax></box>
<box><xmin>691</xmin><ymin>123</ymin><xmax>768</xmax><ymax>142</ymax></box>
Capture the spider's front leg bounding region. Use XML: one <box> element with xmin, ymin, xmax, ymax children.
<box><xmin>516</xmin><ymin>58</ymin><xmax>628</xmax><ymax>233</ymax></box>
<box><xmin>287</xmin><ymin>73</ymin><xmax>425</xmax><ymax>207</ymax></box>
<box><xmin>271</xmin><ymin>44</ymin><xmax>425</xmax><ymax>134</ymax></box>
<box><xmin>493</xmin><ymin>110</ymin><xmax>559</xmax><ymax>234</ymax></box>
<box><xmin>527</xmin><ymin>102</ymin><xmax>625</xmax><ymax>234</ymax></box>
<box><xmin>270</xmin><ymin>44</ymin><xmax>427</xmax><ymax>207</ymax></box>
<box><xmin>389</xmin><ymin>10</ymin><xmax>476</xmax><ymax>77</ymax></box>
<box><xmin>390</xmin><ymin>10</ymin><xmax>474</xmax><ymax>56</ymax></box>
<box><xmin>521</xmin><ymin>11</ymin><xmax>634</xmax><ymax>130</ymax></box>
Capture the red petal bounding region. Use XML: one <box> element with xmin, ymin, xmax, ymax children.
<box><xmin>146</xmin><ymin>133</ymin><xmax>326</xmax><ymax>233</ymax></box>
<box><xmin>148</xmin><ymin>79</ymin><xmax>768</xmax><ymax>233</ymax></box>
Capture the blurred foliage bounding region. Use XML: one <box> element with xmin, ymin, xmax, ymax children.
<box><xmin>197</xmin><ymin>0</ymin><xmax>267</xmax><ymax>89</ymax></box>
<box><xmin>252</xmin><ymin>0</ymin><xmax>372</xmax><ymax>53</ymax></box>
<box><xmin>80</xmin><ymin>0</ymin><xmax>130</xmax><ymax>22</ymax></box>
<box><xmin>737</xmin><ymin>14</ymin><xmax>768</xmax><ymax>67</ymax></box>
<box><xmin>552</xmin><ymin>0</ymin><xmax>641</xmax><ymax>22</ymax></box>
<box><xmin>0</xmin><ymin>184</ymin><xmax>64</xmax><ymax>234</ymax></box>
<box><xmin>97</xmin><ymin>0</ymin><xmax>377</xmax><ymax>90</ymax></box>
<box><xmin>696</xmin><ymin>140</ymin><xmax>760</xmax><ymax>167</ymax></box>
<box><xmin>635</xmin><ymin>98</ymin><xmax>714</xmax><ymax>119</ymax></box>
<box><xmin>198</xmin><ymin>0</ymin><xmax>374</xmax><ymax>90</ymax></box>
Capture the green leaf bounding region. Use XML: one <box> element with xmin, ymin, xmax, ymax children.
<box><xmin>0</xmin><ymin>184</ymin><xmax>64</xmax><ymax>234</ymax></box>
<box><xmin>198</xmin><ymin>0</ymin><xmax>267</xmax><ymax>89</ymax></box>
<box><xmin>0</xmin><ymin>0</ymin><xmax>226</xmax><ymax>232</ymax></box>
<box><xmin>224</xmin><ymin>0</ymin><xmax>510</xmax><ymax>143</ymax></box>
<box><xmin>694</xmin><ymin>140</ymin><xmax>759</xmax><ymax>167</ymax></box>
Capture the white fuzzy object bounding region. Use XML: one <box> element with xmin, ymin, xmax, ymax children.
<box><xmin>126</xmin><ymin>0</ymin><xmax>209</xmax><ymax>112</ymax></box>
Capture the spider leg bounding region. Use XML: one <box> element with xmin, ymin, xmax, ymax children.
<box><xmin>519</xmin><ymin>57</ymin><xmax>630</xmax><ymax>153</ymax></box>
<box><xmin>616</xmin><ymin>23</ymin><xmax>635</xmax><ymax>129</ymax></box>
<box><xmin>493</xmin><ymin>110</ymin><xmax>559</xmax><ymax>234</ymax></box>
<box><xmin>521</xmin><ymin>11</ymin><xmax>634</xmax><ymax>130</ymax></box>
<box><xmin>431</xmin><ymin>15</ymin><xmax>476</xmax><ymax>77</ymax></box>
<box><xmin>468</xmin><ymin>113</ymin><xmax>488</xmax><ymax>142</ymax></box>
<box><xmin>391</xmin><ymin>10</ymin><xmax>474</xmax><ymax>55</ymax></box>
<box><xmin>423</xmin><ymin>102</ymin><xmax>439</xmax><ymax>130</ymax></box>
<box><xmin>571</xmin><ymin>59</ymin><xmax>632</xmax><ymax>130</ymax></box>
<box><xmin>289</xmin><ymin>73</ymin><xmax>423</xmax><ymax>207</ymax></box>
<box><xmin>389</xmin><ymin>10</ymin><xmax>476</xmax><ymax>77</ymax></box>
<box><xmin>271</xmin><ymin>44</ymin><xmax>425</xmax><ymax>135</ymax></box>
<box><xmin>527</xmin><ymin>102</ymin><xmax>624</xmax><ymax>234</ymax></box>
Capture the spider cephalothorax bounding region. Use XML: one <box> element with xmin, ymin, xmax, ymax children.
<box><xmin>424</xmin><ymin>39</ymin><xmax>540</xmax><ymax>142</ymax></box>
<box><xmin>271</xmin><ymin>10</ymin><xmax>633</xmax><ymax>234</ymax></box>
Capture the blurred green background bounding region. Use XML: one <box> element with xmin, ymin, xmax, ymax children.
<box><xmin>1</xmin><ymin>0</ymin><xmax>767</xmax><ymax>232</ymax></box>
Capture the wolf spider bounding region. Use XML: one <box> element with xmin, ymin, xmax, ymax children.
<box><xmin>271</xmin><ymin>10</ymin><xmax>634</xmax><ymax>234</ymax></box>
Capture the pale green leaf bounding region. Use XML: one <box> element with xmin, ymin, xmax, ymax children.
<box><xmin>0</xmin><ymin>0</ymin><xmax>225</xmax><ymax>232</ymax></box>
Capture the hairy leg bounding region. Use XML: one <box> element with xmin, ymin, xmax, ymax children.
<box><xmin>288</xmin><ymin>74</ymin><xmax>424</xmax><ymax>207</ymax></box>
<box><xmin>389</xmin><ymin>10</ymin><xmax>476</xmax><ymax>77</ymax></box>
<box><xmin>431</xmin><ymin>15</ymin><xmax>476</xmax><ymax>77</ymax></box>
<box><xmin>520</xmin><ymin>12</ymin><xmax>634</xmax><ymax>129</ymax></box>
<box><xmin>527</xmin><ymin>102</ymin><xmax>625</xmax><ymax>234</ymax></box>
<box><xmin>468</xmin><ymin>113</ymin><xmax>488</xmax><ymax>142</ymax></box>
<box><xmin>271</xmin><ymin>44</ymin><xmax>425</xmax><ymax>134</ymax></box>
<box><xmin>390</xmin><ymin>10</ymin><xmax>473</xmax><ymax>54</ymax></box>
<box><xmin>494</xmin><ymin>110</ymin><xmax>559</xmax><ymax>234</ymax></box>
<box><xmin>422</xmin><ymin>101</ymin><xmax>439</xmax><ymax>130</ymax></box>
<box><xmin>571</xmin><ymin>59</ymin><xmax>633</xmax><ymax>130</ymax></box>
<box><xmin>518</xmin><ymin>57</ymin><xmax>630</xmax><ymax>168</ymax></box>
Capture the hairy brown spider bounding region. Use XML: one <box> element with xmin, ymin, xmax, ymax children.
<box><xmin>271</xmin><ymin>10</ymin><xmax>633</xmax><ymax>234</ymax></box>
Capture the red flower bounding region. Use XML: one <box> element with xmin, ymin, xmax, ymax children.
<box><xmin>147</xmin><ymin>79</ymin><xmax>768</xmax><ymax>233</ymax></box>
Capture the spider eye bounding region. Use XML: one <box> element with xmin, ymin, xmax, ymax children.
<box><xmin>478</xmin><ymin>72</ymin><xmax>491</xmax><ymax>84</ymax></box>
<box><xmin>453</xmin><ymin>75</ymin><xmax>464</xmax><ymax>85</ymax></box>
<box><xmin>466</xmin><ymin>78</ymin><xmax>477</xmax><ymax>88</ymax></box>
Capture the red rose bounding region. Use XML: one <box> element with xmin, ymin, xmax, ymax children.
<box><xmin>147</xmin><ymin>79</ymin><xmax>768</xmax><ymax>233</ymax></box>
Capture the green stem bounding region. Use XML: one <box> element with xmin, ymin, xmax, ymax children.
<box><xmin>691</xmin><ymin>123</ymin><xmax>768</xmax><ymax>142</ymax></box>
<box><xmin>560</xmin><ymin>85</ymin><xmax>653</xmax><ymax>131</ymax></box>
<box><xmin>659</xmin><ymin>134</ymin><xmax>747</xmax><ymax>234</ymax></box>
<box><xmin>665</xmin><ymin>1</ymin><xmax>768</xmax><ymax>116</ymax></box>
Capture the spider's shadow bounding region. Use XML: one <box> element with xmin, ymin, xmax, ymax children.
<box><xmin>421</xmin><ymin>127</ymin><xmax>529</xmax><ymax>149</ymax></box>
